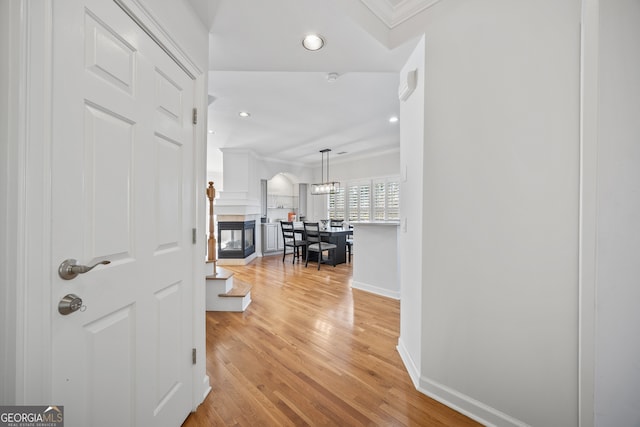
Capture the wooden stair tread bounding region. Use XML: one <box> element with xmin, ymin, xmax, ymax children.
<box><xmin>206</xmin><ymin>266</ymin><xmax>234</xmax><ymax>280</ymax></box>
<box><xmin>219</xmin><ymin>280</ymin><xmax>252</xmax><ymax>298</ymax></box>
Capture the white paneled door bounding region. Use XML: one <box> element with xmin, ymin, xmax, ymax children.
<box><xmin>51</xmin><ymin>1</ymin><xmax>195</xmax><ymax>426</ymax></box>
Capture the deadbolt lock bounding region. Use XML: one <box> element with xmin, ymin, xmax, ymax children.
<box><xmin>58</xmin><ymin>294</ymin><xmax>84</xmax><ymax>315</ymax></box>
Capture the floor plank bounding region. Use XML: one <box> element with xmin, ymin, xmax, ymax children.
<box><xmin>183</xmin><ymin>255</ymin><xmax>481</xmax><ymax>427</ymax></box>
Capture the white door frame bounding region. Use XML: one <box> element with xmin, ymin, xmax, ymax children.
<box><xmin>578</xmin><ymin>1</ymin><xmax>599</xmax><ymax>426</ymax></box>
<box><xmin>3</xmin><ymin>0</ymin><xmax>209</xmax><ymax>408</ymax></box>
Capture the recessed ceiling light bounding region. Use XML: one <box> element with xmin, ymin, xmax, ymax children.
<box><xmin>302</xmin><ymin>34</ymin><xmax>325</xmax><ymax>51</ymax></box>
<box><xmin>326</xmin><ymin>72</ymin><xmax>339</xmax><ymax>83</ymax></box>
<box><xmin>238</xmin><ymin>111</ymin><xmax>251</xmax><ymax>118</ymax></box>
<box><xmin>208</xmin><ymin>130</ymin><xmax>214</xmax><ymax>134</ymax></box>
<box><xmin>389</xmin><ymin>116</ymin><xmax>399</xmax><ymax>123</ymax></box>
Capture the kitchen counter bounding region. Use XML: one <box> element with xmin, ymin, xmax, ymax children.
<box><xmin>350</xmin><ymin>220</ymin><xmax>400</xmax><ymax>225</ymax></box>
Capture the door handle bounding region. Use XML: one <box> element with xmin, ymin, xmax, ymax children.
<box><xmin>58</xmin><ymin>259</ymin><xmax>110</xmax><ymax>280</ymax></box>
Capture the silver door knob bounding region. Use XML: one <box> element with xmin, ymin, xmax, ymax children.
<box><xmin>58</xmin><ymin>259</ymin><xmax>110</xmax><ymax>280</ymax></box>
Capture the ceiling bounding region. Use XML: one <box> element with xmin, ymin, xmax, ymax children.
<box><xmin>199</xmin><ymin>0</ymin><xmax>425</xmax><ymax>170</ymax></box>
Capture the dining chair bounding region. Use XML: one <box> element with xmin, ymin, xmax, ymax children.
<box><xmin>346</xmin><ymin>224</ymin><xmax>353</xmax><ymax>263</ymax></box>
<box><xmin>329</xmin><ymin>219</ymin><xmax>344</xmax><ymax>227</ymax></box>
<box><xmin>280</xmin><ymin>221</ymin><xmax>306</xmax><ymax>264</ymax></box>
<box><xmin>303</xmin><ymin>222</ymin><xmax>337</xmax><ymax>270</ymax></box>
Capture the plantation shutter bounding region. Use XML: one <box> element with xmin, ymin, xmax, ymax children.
<box><xmin>328</xmin><ymin>187</ymin><xmax>345</xmax><ymax>220</ymax></box>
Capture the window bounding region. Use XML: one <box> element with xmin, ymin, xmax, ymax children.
<box><xmin>373</xmin><ymin>178</ymin><xmax>400</xmax><ymax>221</ymax></box>
<box><xmin>328</xmin><ymin>187</ymin><xmax>345</xmax><ymax>220</ymax></box>
<box><xmin>347</xmin><ymin>182</ymin><xmax>370</xmax><ymax>221</ymax></box>
<box><xmin>373</xmin><ymin>181</ymin><xmax>386</xmax><ymax>221</ymax></box>
<box><xmin>328</xmin><ymin>176</ymin><xmax>399</xmax><ymax>221</ymax></box>
<box><xmin>386</xmin><ymin>181</ymin><xmax>400</xmax><ymax>220</ymax></box>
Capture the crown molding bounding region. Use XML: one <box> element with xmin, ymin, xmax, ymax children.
<box><xmin>360</xmin><ymin>0</ymin><xmax>444</xmax><ymax>29</ymax></box>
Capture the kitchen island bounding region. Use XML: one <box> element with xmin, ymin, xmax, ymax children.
<box><xmin>351</xmin><ymin>221</ymin><xmax>400</xmax><ymax>299</ymax></box>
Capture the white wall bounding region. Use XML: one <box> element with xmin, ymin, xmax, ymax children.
<box><xmin>206</xmin><ymin>145</ymin><xmax>223</xmax><ymax>190</ymax></box>
<box><xmin>396</xmin><ymin>35</ymin><xmax>425</xmax><ymax>390</ymax></box>
<box><xmin>399</xmin><ymin>1</ymin><xmax>581</xmax><ymax>426</ymax></box>
<box><xmin>267</xmin><ymin>174</ymin><xmax>293</xmax><ymax>195</ymax></box>
<box><xmin>216</xmin><ymin>149</ymin><xmax>315</xmax><ymax>217</ymax></box>
<box><xmin>266</xmin><ymin>173</ymin><xmax>295</xmax><ymax>222</ymax></box>
<box><xmin>594</xmin><ymin>1</ymin><xmax>640</xmax><ymax>425</ymax></box>
<box><xmin>142</xmin><ymin>0</ymin><xmax>209</xmax><ymax>69</ymax></box>
<box><xmin>327</xmin><ymin>150</ymin><xmax>400</xmax><ymax>182</ymax></box>
<box><xmin>259</xmin><ymin>159</ymin><xmax>313</xmax><ymax>185</ymax></box>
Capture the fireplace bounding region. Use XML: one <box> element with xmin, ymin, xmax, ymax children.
<box><xmin>218</xmin><ymin>220</ymin><xmax>255</xmax><ymax>259</ymax></box>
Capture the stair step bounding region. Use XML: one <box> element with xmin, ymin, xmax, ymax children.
<box><xmin>206</xmin><ymin>266</ymin><xmax>234</xmax><ymax>281</ymax></box>
<box><xmin>205</xmin><ymin>260</ymin><xmax>217</xmax><ymax>276</ymax></box>
<box><xmin>219</xmin><ymin>279</ymin><xmax>252</xmax><ymax>298</ymax></box>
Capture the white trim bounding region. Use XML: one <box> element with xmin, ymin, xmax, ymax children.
<box><xmin>12</xmin><ymin>0</ymin><xmax>55</xmax><ymax>405</ymax></box>
<box><xmin>114</xmin><ymin>0</ymin><xmax>203</xmax><ymax>78</ymax></box>
<box><xmin>351</xmin><ymin>281</ymin><xmax>400</xmax><ymax>299</ymax></box>
<box><xmin>217</xmin><ymin>252</ymin><xmax>258</xmax><ymax>266</ymax></box>
<box><xmin>191</xmin><ymin>52</ymin><xmax>211</xmax><ymax>410</ymax></box>
<box><xmin>418</xmin><ymin>376</ymin><xmax>529</xmax><ymax>427</ymax></box>
<box><xmin>396</xmin><ymin>338</ymin><xmax>420</xmax><ymax>388</ymax></box>
<box><xmin>578</xmin><ymin>1</ymin><xmax>599</xmax><ymax>426</ymax></box>
<box><xmin>200</xmin><ymin>374</ymin><xmax>212</xmax><ymax>401</ymax></box>
<box><xmin>360</xmin><ymin>0</ymin><xmax>445</xmax><ymax>29</ymax></box>
<box><xmin>399</xmin><ymin>320</ymin><xmax>526</xmax><ymax>426</ymax></box>
<box><xmin>0</xmin><ymin>0</ymin><xmax>22</xmax><ymax>403</ymax></box>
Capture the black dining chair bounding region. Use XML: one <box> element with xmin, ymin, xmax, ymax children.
<box><xmin>303</xmin><ymin>222</ymin><xmax>337</xmax><ymax>270</ymax></box>
<box><xmin>346</xmin><ymin>224</ymin><xmax>353</xmax><ymax>263</ymax></box>
<box><xmin>329</xmin><ymin>219</ymin><xmax>344</xmax><ymax>228</ymax></box>
<box><xmin>280</xmin><ymin>221</ymin><xmax>306</xmax><ymax>263</ymax></box>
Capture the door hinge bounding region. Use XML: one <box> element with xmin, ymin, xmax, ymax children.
<box><xmin>192</xmin><ymin>228</ymin><xmax>197</xmax><ymax>244</ymax></box>
<box><xmin>192</xmin><ymin>348</ymin><xmax>197</xmax><ymax>365</ymax></box>
<box><xmin>192</xmin><ymin>108</ymin><xmax>197</xmax><ymax>125</ymax></box>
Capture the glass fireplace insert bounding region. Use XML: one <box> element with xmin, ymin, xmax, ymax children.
<box><xmin>218</xmin><ymin>220</ymin><xmax>255</xmax><ymax>259</ymax></box>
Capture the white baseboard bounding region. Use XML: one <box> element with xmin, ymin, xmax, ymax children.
<box><xmin>396</xmin><ymin>337</ymin><xmax>420</xmax><ymax>388</ymax></box>
<box><xmin>217</xmin><ymin>252</ymin><xmax>257</xmax><ymax>265</ymax></box>
<box><xmin>417</xmin><ymin>376</ymin><xmax>528</xmax><ymax>427</ymax></box>
<box><xmin>396</xmin><ymin>337</ymin><xmax>527</xmax><ymax>427</ymax></box>
<box><xmin>201</xmin><ymin>374</ymin><xmax>211</xmax><ymax>401</ymax></box>
<box><xmin>352</xmin><ymin>280</ymin><xmax>400</xmax><ymax>300</ymax></box>
<box><xmin>191</xmin><ymin>374</ymin><xmax>211</xmax><ymax>412</ymax></box>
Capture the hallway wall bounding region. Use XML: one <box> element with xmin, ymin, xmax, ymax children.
<box><xmin>398</xmin><ymin>1</ymin><xmax>581</xmax><ymax>425</ymax></box>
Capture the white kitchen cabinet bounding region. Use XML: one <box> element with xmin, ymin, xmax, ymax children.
<box><xmin>262</xmin><ymin>223</ymin><xmax>284</xmax><ymax>254</ymax></box>
<box><xmin>277</xmin><ymin>224</ymin><xmax>284</xmax><ymax>250</ymax></box>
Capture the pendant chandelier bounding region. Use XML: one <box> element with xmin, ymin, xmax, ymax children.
<box><xmin>311</xmin><ymin>149</ymin><xmax>340</xmax><ymax>195</ymax></box>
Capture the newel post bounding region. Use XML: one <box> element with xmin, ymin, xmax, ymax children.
<box><xmin>207</xmin><ymin>181</ymin><xmax>217</xmax><ymax>276</ymax></box>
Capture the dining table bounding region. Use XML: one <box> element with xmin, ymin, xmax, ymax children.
<box><xmin>294</xmin><ymin>225</ymin><xmax>353</xmax><ymax>265</ymax></box>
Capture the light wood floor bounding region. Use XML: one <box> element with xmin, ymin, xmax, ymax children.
<box><xmin>182</xmin><ymin>255</ymin><xmax>480</xmax><ymax>427</ymax></box>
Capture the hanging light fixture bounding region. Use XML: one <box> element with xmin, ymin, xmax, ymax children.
<box><xmin>311</xmin><ymin>149</ymin><xmax>340</xmax><ymax>195</ymax></box>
